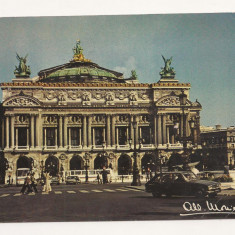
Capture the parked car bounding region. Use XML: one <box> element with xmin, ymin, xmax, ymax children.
<box><xmin>66</xmin><ymin>176</ymin><xmax>81</xmax><ymax>185</ymax></box>
<box><xmin>50</xmin><ymin>176</ymin><xmax>60</xmax><ymax>185</ymax></box>
<box><xmin>145</xmin><ymin>171</ymin><xmax>221</xmax><ymax>198</ymax></box>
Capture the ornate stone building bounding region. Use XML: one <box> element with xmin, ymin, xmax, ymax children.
<box><xmin>0</xmin><ymin>41</ymin><xmax>202</xmax><ymax>184</ymax></box>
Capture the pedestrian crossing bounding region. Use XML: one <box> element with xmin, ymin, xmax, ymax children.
<box><xmin>0</xmin><ymin>187</ymin><xmax>143</xmax><ymax>198</ymax></box>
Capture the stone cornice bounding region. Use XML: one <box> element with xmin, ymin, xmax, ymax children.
<box><xmin>0</xmin><ymin>82</ymin><xmax>191</xmax><ymax>89</ymax></box>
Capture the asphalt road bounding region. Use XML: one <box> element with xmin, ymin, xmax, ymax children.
<box><xmin>0</xmin><ymin>183</ymin><xmax>235</xmax><ymax>222</ymax></box>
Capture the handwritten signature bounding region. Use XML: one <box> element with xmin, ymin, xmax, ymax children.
<box><xmin>180</xmin><ymin>201</ymin><xmax>235</xmax><ymax>216</ymax></box>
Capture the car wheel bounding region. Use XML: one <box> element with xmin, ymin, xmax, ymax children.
<box><xmin>195</xmin><ymin>189</ymin><xmax>206</xmax><ymax>198</ymax></box>
<box><xmin>209</xmin><ymin>193</ymin><xmax>217</xmax><ymax>198</ymax></box>
<box><xmin>152</xmin><ymin>191</ymin><xmax>161</xmax><ymax>198</ymax></box>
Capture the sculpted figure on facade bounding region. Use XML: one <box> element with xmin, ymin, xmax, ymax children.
<box><xmin>82</xmin><ymin>92</ymin><xmax>91</xmax><ymax>105</ymax></box>
<box><xmin>14</xmin><ymin>53</ymin><xmax>31</xmax><ymax>78</ymax></box>
<box><xmin>57</xmin><ymin>92</ymin><xmax>67</xmax><ymax>105</ymax></box>
<box><xmin>129</xmin><ymin>92</ymin><xmax>138</xmax><ymax>105</ymax></box>
<box><xmin>160</xmin><ymin>55</ymin><xmax>176</xmax><ymax>78</ymax></box>
<box><xmin>105</xmin><ymin>92</ymin><xmax>115</xmax><ymax>105</ymax></box>
<box><xmin>5</xmin><ymin>97</ymin><xmax>39</xmax><ymax>107</ymax></box>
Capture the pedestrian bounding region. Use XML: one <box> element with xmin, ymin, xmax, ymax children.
<box><xmin>42</xmin><ymin>172</ymin><xmax>52</xmax><ymax>193</ymax></box>
<box><xmin>101</xmin><ymin>168</ymin><xmax>108</xmax><ymax>184</ymax></box>
<box><xmin>30</xmin><ymin>172</ymin><xmax>38</xmax><ymax>193</ymax></box>
<box><xmin>97</xmin><ymin>172</ymin><xmax>101</xmax><ymax>184</ymax></box>
<box><xmin>20</xmin><ymin>173</ymin><xmax>33</xmax><ymax>194</ymax></box>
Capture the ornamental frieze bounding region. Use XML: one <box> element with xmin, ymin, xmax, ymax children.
<box><xmin>4</xmin><ymin>96</ymin><xmax>40</xmax><ymax>107</ymax></box>
<box><xmin>116</xmin><ymin>114</ymin><xmax>129</xmax><ymax>123</ymax></box>
<box><xmin>15</xmin><ymin>115</ymin><xmax>29</xmax><ymax>124</ymax></box>
<box><xmin>68</xmin><ymin>115</ymin><xmax>82</xmax><ymax>124</ymax></box>
<box><xmin>156</xmin><ymin>95</ymin><xmax>191</xmax><ymax>106</ymax></box>
<box><xmin>92</xmin><ymin>115</ymin><xmax>105</xmax><ymax>124</ymax></box>
<box><xmin>43</xmin><ymin>115</ymin><xmax>58</xmax><ymax>124</ymax></box>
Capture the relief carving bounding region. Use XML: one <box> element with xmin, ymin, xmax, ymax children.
<box><xmin>5</xmin><ymin>97</ymin><xmax>40</xmax><ymax>107</ymax></box>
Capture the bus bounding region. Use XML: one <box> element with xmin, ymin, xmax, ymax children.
<box><xmin>16</xmin><ymin>168</ymin><xmax>30</xmax><ymax>185</ymax></box>
<box><xmin>65</xmin><ymin>169</ymin><xmax>114</xmax><ymax>183</ymax></box>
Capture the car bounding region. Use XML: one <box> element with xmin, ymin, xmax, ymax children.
<box><xmin>66</xmin><ymin>176</ymin><xmax>81</xmax><ymax>185</ymax></box>
<box><xmin>50</xmin><ymin>176</ymin><xmax>60</xmax><ymax>185</ymax></box>
<box><xmin>145</xmin><ymin>171</ymin><xmax>221</xmax><ymax>198</ymax></box>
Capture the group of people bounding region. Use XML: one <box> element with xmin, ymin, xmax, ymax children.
<box><xmin>20</xmin><ymin>172</ymin><xmax>38</xmax><ymax>194</ymax></box>
<box><xmin>20</xmin><ymin>171</ymin><xmax>52</xmax><ymax>194</ymax></box>
<box><xmin>97</xmin><ymin>168</ymin><xmax>112</xmax><ymax>184</ymax></box>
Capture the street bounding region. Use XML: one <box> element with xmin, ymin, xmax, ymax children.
<box><xmin>1</xmin><ymin>183</ymin><xmax>235</xmax><ymax>222</ymax></box>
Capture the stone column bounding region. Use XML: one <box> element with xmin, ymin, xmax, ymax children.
<box><xmin>83</xmin><ymin>115</ymin><xmax>87</xmax><ymax>147</ymax></box>
<box><xmin>30</xmin><ymin>114</ymin><xmax>35</xmax><ymax>148</ymax></box>
<box><xmin>27</xmin><ymin>128</ymin><xmax>29</xmax><ymax>148</ymax></box>
<box><xmin>79</xmin><ymin>128</ymin><xmax>82</xmax><ymax>146</ymax></box>
<box><xmin>10</xmin><ymin>115</ymin><xmax>15</xmax><ymax>149</ymax></box>
<box><xmin>88</xmin><ymin>116</ymin><xmax>92</xmax><ymax>147</ymax></box>
<box><xmin>167</xmin><ymin>126</ymin><xmax>170</xmax><ymax>144</ymax></box>
<box><xmin>106</xmin><ymin>115</ymin><xmax>111</xmax><ymax>147</ymax></box>
<box><xmin>111</xmin><ymin>115</ymin><xmax>116</xmax><ymax>146</ymax></box>
<box><xmin>153</xmin><ymin>115</ymin><xmax>157</xmax><ymax>146</ymax></box>
<box><xmin>116</xmin><ymin>127</ymin><xmax>119</xmax><ymax>145</ymax></box>
<box><xmin>186</xmin><ymin>113</ymin><xmax>190</xmax><ymax>136</ymax></box>
<box><xmin>36</xmin><ymin>113</ymin><xmax>42</xmax><ymax>148</ymax></box>
<box><xmin>135</xmin><ymin>116</ymin><xmax>139</xmax><ymax>145</ymax></box>
<box><xmin>64</xmin><ymin>116</ymin><xmax>68</xmax><ymax>148</ymax></box>
<box><xmin>44</xmin><ymin>128</ymin><xmax>47</xmax><ymax>148</ymax></box>
<box><xmin>59</xmin><ymin>116</ymin><xmax>63</xmax><ymax>148</ymax></box>
<box><xmin>162</xmin><ymin>114</ymin><xmax>167</xmax><ymax>144</ymax></box>
<box><xmin>55</xmin><ymin>128</ymin><xmax>58</xmax><ymax>147</ymax></box>
<box><xmin>15</xmin><ymin>128</ymin><xmax>18</xmax><ymax>149</ymax></box>
<box><xmin>68</xmin><ymin>128</ymin><xmax>71</xmax><ymax>148</ymax></box>
<box><xmin>6</xmin><ymin>115</ymin><xmax>10</xmax><ymax>149</ymax></box>
<box><xmin>1</xmin><ymin>118</ymin><xmax>4</xmax><ymax>149</ymax></box>
<box><xmin>180</xmin><ymin>114</ymin><xmax>184</xmax><ymax>137</ymax></box>
<box><xmin>157</xmin><ymin>114</ymin><xmax>162</xmax><ymax>145</ymax></box>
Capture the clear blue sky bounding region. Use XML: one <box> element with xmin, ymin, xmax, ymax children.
<box><xmin>0</xmin><ymin>13</ymin><xmax>234</xmax><ymax>127</ymax></box>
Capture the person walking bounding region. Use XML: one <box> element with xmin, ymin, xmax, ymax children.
<box><xmin>97</xmin><ymin>172</ymin><xmax>101</xmax><ymax>184</ymax></box>
<box><xmin>20</xmin><ymin>173</ymin><xmax>33</xmax><ymax>194</ymax></box>
<box><xmin>42</xmin><ymin>172</ymin><xmax>52</xmax><ymax>193</ymax></box>
<box><xmin>30</xmin><ymin>172</ymin><xmax>38</xmax><ymax>193</ymax></box>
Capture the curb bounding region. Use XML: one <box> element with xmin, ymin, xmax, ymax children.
<box><xmin>125</xmin><ymin>186</ymin><xmax>145</xmax><ymax>191</ymax></box>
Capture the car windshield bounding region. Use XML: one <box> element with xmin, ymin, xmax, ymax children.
<box><xmin>182</xmin><ymin>172</ymin><xmax>197</xmax><ymax>181</ymax></box>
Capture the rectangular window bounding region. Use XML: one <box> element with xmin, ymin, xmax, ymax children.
<box><xmin>118</xmin><ymin>127</ymin><xmax>127</xmax><ymax>145</ymax></box>
<box><xmin>71</xmin><ymin>128</ymin><xmax>79</xmax><ymax>146</ymax></box>
<box><xmin>141</xmin><ymin>126</ymin><xmax>151</xmax><ymax>144</ymax></box>
<box><xmin>94</xmin><ymin>127</ymin><xmax>104</xmax><ymax>145</ymax></box>
<box><xmin>18</xmin><ymin>128</ymin><xmax>27</xmax><ymax>146</ymax></box>
<box><xmin>46</xmin><ymin>128</ymin><xmax>55</xmax><ymax>146</ymax></box>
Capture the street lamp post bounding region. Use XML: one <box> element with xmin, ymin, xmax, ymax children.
<box><xmin>131</xmin><ymin>120</ymin><xmax>141</xmax><ymax>186</ymax></box>
<box><xmin>179</xmin><ymin>89</ymin><xmax>191</xmax><ymax>170</ymax></box>
<box><xmin>84</xmin><ymin>156</ymin><xmax>90</xmax><ymax>183</ymax></box>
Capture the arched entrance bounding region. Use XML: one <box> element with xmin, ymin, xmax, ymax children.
<box><xmin>70</xmin><ymin>155</ymin><xmax>84</xmax><ymax>170</ymax></box>
<box><xmin>0</xmin><ymin>155</ymin><xmax>8</xmax><ymax>184</ymax></box>
<box><xmin>118</xmin><ymin>154</ymin><xmax>132</xmax><ymax>175</ymax></box>
<box><xmin>94</xmin><ymin>153</ymin><xmax>108</xmax><ymax>169</ymax></box>
<box><xmin>17</xmin><ymin>156</ymin><xmax>31</xmax><ymax>169</ymax></box>
<box><xmin>45</xmin><ymin>155</ymin><xmax>59</xmax><ymax>176</ymax></box>
<box><xmin>141</xmin><ymin>154</ymin><xmax>155</xmax><ymax>174</ymax></box>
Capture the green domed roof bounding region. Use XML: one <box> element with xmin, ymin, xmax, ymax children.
<box><xmin>38</xmin><ymin>40</ymin><xmax>125</xmax><ymax>83</ymax></box>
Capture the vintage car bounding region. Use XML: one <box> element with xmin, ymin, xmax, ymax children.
<box><xmin>66</xmin><ymin>176</ymin><xmax>81</xmax><ymax>185</ymax></box>
<box><xmin>145</xmin><ymin>171</ymin><xmax>221</xmax><ymax>198</ymax></box>
<box><xmin>50</xmin><ymin>176</ymin><xmax>60</xmax><ymax>185</ymax></box>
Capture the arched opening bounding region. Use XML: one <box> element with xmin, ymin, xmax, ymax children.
<box><xmin>118</xmin><ymin>154</ymin><xmax>132</xmax><ymax>175</ymax></box>
<box><xmin>17</xmin><ymin>156</ymin><xmax>31</xmax><ymax>169</ymax></box>
<box><xmin>70</xmin><ymin>155</ymin><xmax>84</xmax><ymax>170</ymax></box>
<box><xmin>94</xmin><ymin>153</ymin><xmax>108</xmax><ymax>169</ymax></box>
<box><xmin>45</xmin><ymin>155</ymin><xmax>59</xmax><ymax>176</ymax></box>
<box><xmin>141</xmin><ymin>154</ymin><xmax>155</xmax><ymax>174</ymax></box>
<box><xmin>0</xmin><ymin>155</ymin><xmax>8</xmax><ymax>184</ymax></box>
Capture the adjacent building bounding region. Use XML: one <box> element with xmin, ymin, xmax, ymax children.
<box><xmin>0</xmin><ymin>41</ymin><xmax>202</xmax><ymax>184</ymax></box>
<box><xmin>200</xmin><ymin>125</ymin><xmax>235</xmax><ymax>170</ymax></box>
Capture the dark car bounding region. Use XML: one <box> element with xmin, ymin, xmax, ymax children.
<box><xmin>66</xmin><ymin>176</ymin><xmax>81</xmax><ymax>185</ymax></box>
<box><xmin>50</xmin><ymin>176</ymin><xmax>60</xmax><ymax>185</ymax></box>
<box><xmin>145</xmin><ymin>171</ymin><xmax>221</xmax><ymax>198</ymax></box>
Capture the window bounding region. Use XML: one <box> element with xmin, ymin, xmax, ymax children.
<box><xmin>118</xmin><ymin>127</ymin><xmax>127</xmax><ymax>145</ymax></box>
<box><xmin>141</xmin><ymin>126</ymin><xmax>151</xmax><ymax>144</ymax></box>
<box><xmin>18</xmin><ymin>128</ymin><xmax>27</xmax><ymax>146</ymax></box>
<box><xmin>46</xmin><ymin>128</ymin><xmax>55</xmax><ymax>146</ymax></box>
<box><xmin>71</xmin><ymin>128</ymin><xmax>79</xmax><ymax>146</ymax></box>
<box><xmin>94</xmin><ymin>127</ymin><xmax>104</xmax><ymax>145</ymax></box>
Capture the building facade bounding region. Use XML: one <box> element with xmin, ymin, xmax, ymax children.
<box><xmin>0</xmin><ymin>42</ymin><xmax>202</xmax><ymax>184</ymax></box>
<box><xmin>201</xmin><ymin>125</ymin><xmax>235</xmax><ymax>170</ymax></box>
